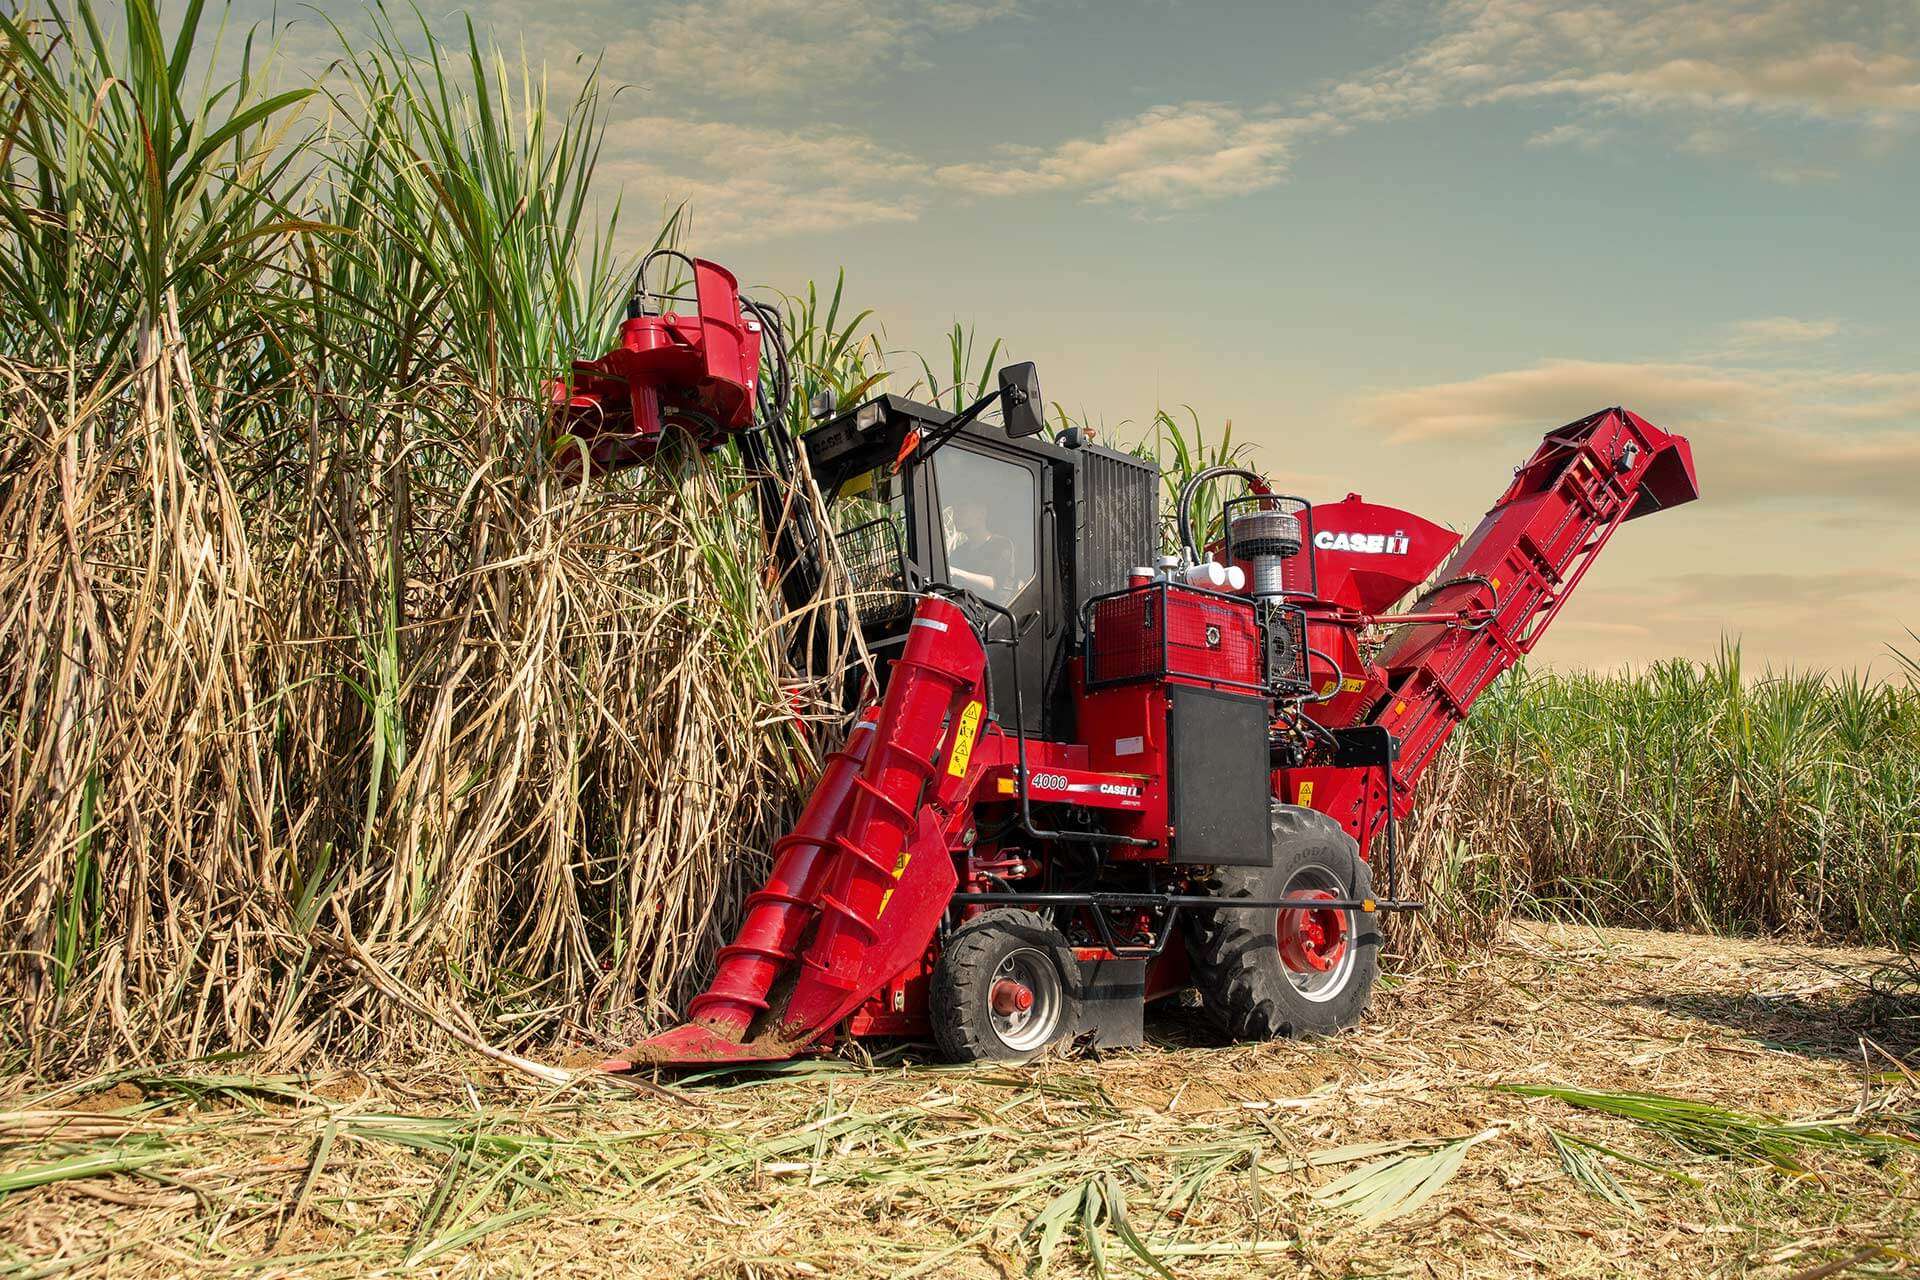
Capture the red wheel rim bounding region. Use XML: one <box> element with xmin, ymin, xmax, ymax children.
<box><xmin>1277</xmin><ymin>889</ymin><xmax>1349</xmax><ymax>975</ymax></box>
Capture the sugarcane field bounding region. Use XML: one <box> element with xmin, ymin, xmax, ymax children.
<box><xmin>3</xmin><ymin>2</ymin><xmax>1917</xmax><ymax>1278</ymax></box>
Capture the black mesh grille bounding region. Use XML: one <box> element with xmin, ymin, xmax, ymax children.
<box><xmin>1276</xmin><ymin>500</ymin><xmax>1316</xmax><ymax>597</ymax></box>
<box><xmin>1076</xmin><ymin>446</ymin><xmax>1158</xmax><ymax>610</ymax></box>
<box><xmin>836</xmin><ymin>517</ymin><xmax>910</xmax><ymax>626</ymax></box>
<box><xmin>1263</xmin><ymin>603</ymin><xmax>1310</xmax><ymax>694</ymax></box>
<box><xmin>1086</xmin><ymin>588</ymin><xmax>1157</xmax><ymax>686</ymax></box>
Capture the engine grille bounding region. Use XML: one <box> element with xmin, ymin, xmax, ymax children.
<box><xmin>1075</xmin><ymin>445</ymin><xmax>1158</xmax><ymax>611</ymax></box>
<box><xmin>1262</xmin><ymin>602</ymin><xmax>1311</xmax><ymax>694</ymax></box>
<box><xmin>1086</xmin><ymin>583</ymin><xmax>1263</xmax><ymax>693</ymax></box>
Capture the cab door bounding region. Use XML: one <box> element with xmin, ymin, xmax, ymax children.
<box><xmin>926</xmin><ymin>439</ymin><xmax>1051</xmax><ymax>733</ymax></box>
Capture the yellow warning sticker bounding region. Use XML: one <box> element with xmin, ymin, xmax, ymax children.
<box><xmin>1319</xmin><ymin>680</ymin><xmax>1338</xmax><ymax>698</ymax></box>
<box><xmin>1340</xmin><ymin>676</ymin><xmax>1366</xmax><ymax>693</ymax></box>
<box><xmin>876</xmin><ymin>846</ymin><xmax>913</xmax><ymax>917</ymax></box>
<box><xmin>1296</xmin><ymin>780</ymin><xmax>1314</xmax><ymax>807</ymax></box>
<box><xmin>997</xmin><ymin>776</ymin><xmax>1017</xmax><ymax>795</ymax></box>
<box><xmin>947</xmin><ymin>700</ymin><xmax>983</xmax><ymax>777</ymax></box>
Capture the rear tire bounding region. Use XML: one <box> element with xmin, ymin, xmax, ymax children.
<box><xmin>931</xmin><ymin>909</ymin><xmax>1078</xmax><ymax>1063</ymax></box>
<box><xmin>1186</xmin><ymin>805</ymin><xmax>1380</xmax><ymax>1040</ymax></box>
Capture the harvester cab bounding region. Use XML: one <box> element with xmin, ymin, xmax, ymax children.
<box><xmin>550</xmin><ymin>255</ymin><xmax>1701</xmax><ymax>1069</ymax></box>
<box><xmin>802</xmin><ymin>382</ymin><xmax>1159</xmax><ymax>738</ymax></box>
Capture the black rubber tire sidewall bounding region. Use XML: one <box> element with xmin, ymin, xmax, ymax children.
<box><xmin>1185</xmin><ymin>805</ymin><xmax>1381</xmax><ymax>1039</ymax></box>
<box><xmin>930</xmin><ymin>908</ymin><xmax>1079</xmax><ymax>1064</ymax></box>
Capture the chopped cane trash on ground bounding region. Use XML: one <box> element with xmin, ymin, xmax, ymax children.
<box><xmin>4</xmin><ymin>924</ymin><xmax>1915</xmax><ymax>1279</ymax></box>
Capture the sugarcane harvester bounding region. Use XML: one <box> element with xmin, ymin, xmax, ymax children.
<box><xmin>551</xmin><ymin>254</ymin><xmax>1700</xmax><ymax>1067</ymax></box>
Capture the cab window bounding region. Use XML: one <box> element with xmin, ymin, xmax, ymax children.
<box><xmin>935</xmin><ymin>447</ymin><xmax>1037</xmax><ymax>607</ymax></box>
<box><xmin>833</xmin><ymin>465</ymin><xmax>906</xmax><ymax>540</ymax></box>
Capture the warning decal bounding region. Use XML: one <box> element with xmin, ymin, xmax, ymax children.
<box><xmin>947</xmin><ymin>700</ymin><xmax>983</xmax><ymax>777</ymax></box>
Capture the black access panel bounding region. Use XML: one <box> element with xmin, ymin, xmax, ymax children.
<box><xmin>1166</xmin><ymin>684</ymin><xmax>1273</xmax><ymax>866</ymax></box>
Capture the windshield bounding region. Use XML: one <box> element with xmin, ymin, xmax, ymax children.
<box><xmin>935</xmin><ymin>447</ymin><xmax>1037</xmax><ymax>607</ymax></box>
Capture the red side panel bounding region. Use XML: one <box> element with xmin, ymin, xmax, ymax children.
<box><xmin>1303</xmin><ymin>496</ymin><xmax>1458</xmax><ymax>614</ymax></box>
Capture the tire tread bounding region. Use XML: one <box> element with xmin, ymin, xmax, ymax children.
<box><xmin>1185</xmin><ymin>806</ymin><xmax>1379</xmax><ymax>1040</ymax></box>
<box><xmin>931</xmin><ymin>908</ymin><xmax>1072</xmax><ymax>1063</ymax></box>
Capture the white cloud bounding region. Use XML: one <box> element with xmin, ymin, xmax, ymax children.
<box><xmin>1525</xmin><ymin>121</ymin><xmax>1612</xmax><ymax>148</ymax></box>
<box><xmin>439</xmin><ymin>0</ymin><xmax>1017</xmax><ymax>104</ymax></box>
<box><xmin>1486</xmin><ymin>44</ymin><xmax>1920</xmax><ymax>121</ymax></box>
<box><xmin>468</xmin><ymin>0</ymin><xmax>1920</xmax><ymax>243</ymax></box>
<box><xmin>1349</xmin><ymin>355</ymin><xmax>1920</xmax><ymax>507</ymax></box>
<box><xmin>1721</xmin><ymin>315</ymin><xmax>1842</xmax><ymax>350</ymax></box>
<box><xmin>600</xmin><ymin>0</ymin><xmax>1017</xmax><ymax>100</ymax></box>
<box><xmin>1552</xmin><ymin>567</ymin><xmax>1920</xmax><ymax>674</ymax></box>
<box><xmin>1321</xmin><ymin>1</ymin><xmax>1920</xmax><ymax>125</ymax></box>
<box><xmin>1356</xmin><ymin>359</ymin><xmax>1766</xmax><ymax>439</ymax></box>
<box><xmin>934</xmin><ymin>103</ymin><xmax>1321</xmax><ymax>207</ymax></box>
<box><xmin>619</xmin><ymin>98</ymin><xmax>1325</xmax><ymax>241</ymax></box>
<box><xmin>927</xmin><ymin>2</ymin><xmax>1920</xmax><ymax>220</ymax></box>
<box><xmin>600</xmin><ymin>115</ymin><xmax>932</xmax><ymax>242</ymax></box>
<box><xmin>1762</xmin><ymin>164</ymin><xmax>1843</xmax><ymax>184</ymax></box>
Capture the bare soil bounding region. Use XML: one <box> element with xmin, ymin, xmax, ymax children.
<box><xmin>2</xmin><ymin>923</ymin><xmax>1915</xmax><ymax>1278</ymax></box>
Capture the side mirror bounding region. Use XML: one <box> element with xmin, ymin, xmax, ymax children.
<box><xmin>997</xmin><ymin>362</ymin><xmax>1044</xmax><ymax>438</ymax></box>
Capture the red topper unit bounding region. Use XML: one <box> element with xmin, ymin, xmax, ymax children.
<box><xmin>551</xmin><ymin>255</ymin><xmax>762</xmax><ymax>479</ymax></box>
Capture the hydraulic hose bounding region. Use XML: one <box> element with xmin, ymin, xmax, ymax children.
<box><xmin>628</xmin><ymin>247</ymin><xmax>702</xmax><ymax>317</ymax></box>
<box><xmin>1176</xmin><ymin>465</ymin><xmax>1270</xmax><ymax>563</ymax></box>
<box><xmin>1303</xmin><ymin>645</ymin><xmax>1344</xmax><ymax>704</ymax></box>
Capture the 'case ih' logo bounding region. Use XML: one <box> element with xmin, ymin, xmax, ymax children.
<box><xmin>1315</xmin><ymin>530</ymin><xmax>1410</xmax><ymax>555</ymax></box>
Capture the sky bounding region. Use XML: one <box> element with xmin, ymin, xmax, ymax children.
<box><xmin>247</xmin><ymin>0</ymin><xmax>1919</xmax><ymax>674</ymax></box>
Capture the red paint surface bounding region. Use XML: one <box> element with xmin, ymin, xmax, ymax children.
<box><xmin>550</xmin><ymin>259</ymin><xmax>762</xmax><ymax>479</ymax></box>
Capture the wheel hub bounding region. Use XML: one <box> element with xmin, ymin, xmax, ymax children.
<box><xmin>986</xmin><ymin>947</ymin><xmax>1064</xmax><ymax>1052</ymax></box>
<box><xmin>990</xmin><ymin>978</ymin><xmax>1035</xmax><ymax>1015</ymax></box>
<box><xmin>1278</xmin><ymin>889</ymin><xmax>1349</xmax><ymax>975</ymax></box>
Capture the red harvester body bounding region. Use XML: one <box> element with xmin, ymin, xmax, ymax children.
<box><xmin>550</xmin><ymin>256</ymin><xmax>1700</xmax><ymax>1067</ymax></box>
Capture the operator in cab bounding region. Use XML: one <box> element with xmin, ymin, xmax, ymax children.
<box><xmin>943</xmin><ymin>499</ymin><xmax>1019</xmax><ymax>604</ymax></box>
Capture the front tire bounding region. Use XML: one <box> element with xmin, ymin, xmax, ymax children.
<box><xmin>931</xmin><ymin>909</ymin><xmax>1079</xmax><ymax>1063</ymax></box>
<box><xmin>1186</xmin><ymin>805</ymin><xmax>1380</xmax><ymax>1040</ymax></box>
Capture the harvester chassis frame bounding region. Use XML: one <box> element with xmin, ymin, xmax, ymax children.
<box><xmin>946</xmin><ymin>890</ymin><xmax>1427</xmax><ymax>961</ymax></box>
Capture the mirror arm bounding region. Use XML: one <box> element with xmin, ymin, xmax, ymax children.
<box><xmin>907</xmin><ymin>386</ymin><xmax>1001</xmax><ymax>466</ymax></box>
